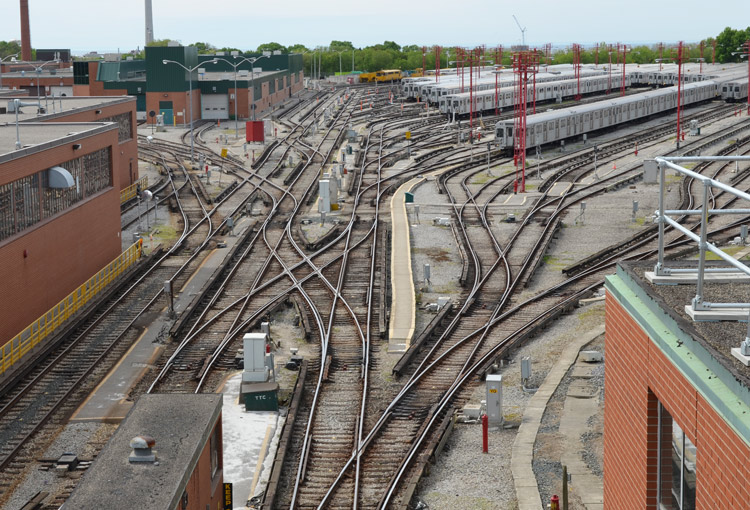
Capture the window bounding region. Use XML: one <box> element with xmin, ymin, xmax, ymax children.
<box><xmin>210</xmin><ymin>424</ymin><xmax>221</xmax><ymax>479</ymax></box>
<box><xmin>658</xmin><ymin>402</ymin><xmax>696</xmax><ymax>509</ymax></box>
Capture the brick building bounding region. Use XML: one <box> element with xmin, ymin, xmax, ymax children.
<box><xmin>72</xmin><ymin>46</ymin><xmax>304</xmax><ymax>122</ymax></box>
<box><xmin>605</xmin><ymin>261</ymin><xmax>750</xmax><ymax>508</ymax></box>
<box><xmin>0</xmin><ymin>121</ymin><xmax>123</xmax><ymax>342</ymax></box>
<box><xmin>0</xmin><ymin>60</ymin><xmax>73</xmax><ymax>97</ymax></box>
<box><xmin>1</xmin><ymin>96</ymin><xmax>138</xmax><ymax>190</ymax></box>
<box><xmin>65</xmin><ymin>394</ymin><xmax>224</xmax><ymax>510</ymax></box>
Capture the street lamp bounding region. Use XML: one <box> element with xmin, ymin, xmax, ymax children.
<box><xmin>32</xmin><ymin>59</ymin><xmax>60</xmax><ymax>99</ymax></box>
<box><xmin>0</xmin><ymin>53</ymin><xmax>19</xmax><ymax>90</ymax></box>
<box><xmin>213</xmin><ymin>55</ymin><xmax>263</xmax><ymax>139</ymax></box>
<box><xmin>162</xmin><ymin>58</ymin><xmax>218</xmax><ymax>163</ymax></box>
<box><xmin>240</xmin><ymin>54</ymin><xmax>269</xmax><ymax>121</ymax></box>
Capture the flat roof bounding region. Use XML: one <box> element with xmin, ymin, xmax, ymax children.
<box><xmin>199</xmin><ymin>69</ymin><xmax>279</xmax><ymax>82</ymax></box>
<box><xmin>0</xmin><ymin>122</ymin><xmax>117</xmax><ymax>162</ymax></box>
<box><xmin>621</xmin><ymin>260</ymin><xmax>749</xmax><ymax>386</ymax></box>
<box><xmin>0</xmin><ymin>95</ymin><xmax>135</xmax><ymax>124</ymax></box>
<box><xmin>0</xmin><ymin>69</ymin><xmax>74</xmax><ymax>78</ymax></box>
<box><xmin>0</xmin><ymin>89</ymin><xmax>28</xmax><ymax>97</ymax></box>
<box><xmin>65</xmin><ymin>394</ymin><xmax>222</xmax><ymax>510</ymax></box>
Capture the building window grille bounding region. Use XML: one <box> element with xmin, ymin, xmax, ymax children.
<box><xmin>100</xmin><ymin>112</ymin><xmax>133</xmax><ymax>142</ymax></box>
<box><xmin>0</xmin><ymin>147</ymin><xmax>112</xmax><ymax>243</ymax></box>
<box><xmin>658</xmin><ymin>402</ymin><xmax>696</xmax><ymax>509</ymax></box>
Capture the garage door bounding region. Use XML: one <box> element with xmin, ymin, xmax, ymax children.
<box><xmin>201</xmin><ymin>94</ymin><xmax>229</xmax><ymax>120</ymax></box>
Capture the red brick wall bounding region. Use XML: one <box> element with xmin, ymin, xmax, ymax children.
<box><xmin>40</xmin><ymin>99</ymin><xmax>138</xmax><ymax>190</ymax></box>
<box><xmin>179</xmin><ymin>420</ymin><xmax>223</xmax><ymax>510</ymax></box>
<box><xmin>604</xmin><ymin>292</ymin><xmax>750</xmax><ymax>508</ymax></box>
<box><xmin>146</xmin><ymin>90</ymin><xmax>198</xmax><ymax>125</ymax></box>
<box><xmin>0</xmin><ymin>129</ymin><xmax>122</xmax><ymax>342</ymax></box>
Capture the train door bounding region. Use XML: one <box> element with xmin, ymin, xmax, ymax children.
<box><xmin>555</xmin><ymin>119</ymin><xmax>559</xmax><ymax>138</ymax></box>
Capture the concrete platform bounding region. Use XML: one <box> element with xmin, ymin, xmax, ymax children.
<box><xmin>512</xmin><ymin>324</ymin><xmax>604</xmax><ymax>510</ymax></box>
<box><xmin>685</xmin><ymin>305</ymin><xmax>750</xmax><ymax>322</ymax></box>
<box><xmin>646</xmin><ymin>270</ymin><xmax>750</xmax><ymax>285</ymax></box>
<box><xmin>70</xmin><ymin>216</ymin><xmax>256</xmax><ymax>422</ymax></box>
<box><xmin>387</xmin><ymin>172</ymin><xmax>423</xmax><ymax>353</ymax></box>
<box><xmin>220</xmin><ymin>373</ymin><xmax>282</xmax><ymax>509</ymax></box>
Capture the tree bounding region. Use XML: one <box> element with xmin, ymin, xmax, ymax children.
<box><xmin>190</xmin><ymin>42</ymin><xmax>216</xmax><ymax>54</ymax></box>
<box><xmin>257</xmin><ymin>42</ymin><xmax>287</xmax><ymax>54</ymax></box>
<box><xmin>147</xmin><ymin>38</ymin><xmax>179</xmax><ymax>47</ymax></box>
<box><xmin>0</xmin><ymin>40</ymin><xmax>22</xmax><ymax>59</ymax></box>
<box><xmin>288</xmin><ymin>44</ymin><xmax>309</xmax><ymax>54</ymax></box>
<box><xmin>715</xmin><ymin>26</ymin><xmax>750</xmax><ymax>63</ymax></box>
<box><xmin>329</xmin><ymin>40</ymin><xmax>354</xmax><ymax>51</ymax></box>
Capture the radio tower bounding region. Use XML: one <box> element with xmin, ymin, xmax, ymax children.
<box><xmin>513</xmin><ymin>50</ymin><xmax>539</xmax><ymax>193</ymax></box>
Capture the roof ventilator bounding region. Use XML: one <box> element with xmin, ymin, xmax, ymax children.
<box><xmin>129</xmin><ymin>435</ymin><xmax>157</xmax><ymax>463</ymax></box>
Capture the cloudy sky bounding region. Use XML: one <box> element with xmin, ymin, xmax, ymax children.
<box><xmin>7</xmin><ymin>0</ymin><xmax>746</xmax><ymax>53</ymax></box>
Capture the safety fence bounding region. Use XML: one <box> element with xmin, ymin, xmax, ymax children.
<box><xmin>0</xmin><ymin>240</ymin><xmax>143</xmax><ymax>376</ymax></box>
<box><xmin>120</xmin><ymin>176</ymin><xmax>149</xmax><ymax>204</ymax></box>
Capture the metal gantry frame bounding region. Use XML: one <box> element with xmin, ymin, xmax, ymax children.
<box><xmin>512</xmin><ymin>50</ymin><xmax>539</xmax><ymax>193</ymax></box>
<box><xmin>654</xmin><ymin>155</ymin><xmax>750</xmax><ymax>304</ymax></box>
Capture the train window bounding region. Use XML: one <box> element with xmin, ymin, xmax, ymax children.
<box><xmin>506</xmin><ymin>127</ymin><xmax>513</xmax><ymax>138</ymax></box>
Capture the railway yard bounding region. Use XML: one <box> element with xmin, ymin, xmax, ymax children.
<box><xmin>2</xmin><ymin>61</ymin><xmax>750</xmax><ymax>510</ymax></box>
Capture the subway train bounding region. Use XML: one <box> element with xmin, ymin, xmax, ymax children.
<box><xmin>440</xmin><ymin>73</ymin><xmax>631</xmax><ymax>117</ymax></box>
<box><xmin>494</xmin><ymin>80</ymin><xmax>719</xmax><ymax>151</ymax></box>
<box><xmin>721</xmin><ymin>77</ymin><xmax>749</xmax><ymax>102</ymax></box>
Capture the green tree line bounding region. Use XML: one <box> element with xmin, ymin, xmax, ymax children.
<box><xmin>3</xmin><ymin>26</ymin><xmax>747</xmax><ymax>70</ymax></box>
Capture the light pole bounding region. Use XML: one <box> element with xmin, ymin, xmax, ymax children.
<box><xmin>32</xmin><ymin>59</ymin><xmax>60</xmax><ymax>99</ymax></box>
<box><xmin>243</xmin><ymin>54</ymin><xmax>269</xmax><ymax>121</ymax></box>
<box><xmin>0</xmin><ymin>53</ymin><xmax>19</xmax><ymax>90</ymax></box>
<box><xmin>162</xmin><ymin>58</ymin><xmax>218</xmax><ymax>163</ymax></box>
<box><xmin>214</xmin><ymin>55</ymin><xmax>265</xmax><ymax>139</ymax></box>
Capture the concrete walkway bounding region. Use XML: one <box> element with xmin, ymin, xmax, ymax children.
<box><xmin>70</xmin><ymin>215</ymin><xmax>256</xmax><ymax>422</ymax></box>
<box><xmin>511</xmin><ymin>324</ymin><xmax>605</xmax><ymax>510</ymax></box>
<box><xmin>387</xmin><ymin>175</ymin><xmax>421</xmax><ymax>353</ymax></box>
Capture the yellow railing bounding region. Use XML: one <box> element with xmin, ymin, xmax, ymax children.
<box><xmin>1</xmin><ymin>240</ymin><xmax>144</xmax><ymax>376</ymax></box>
<box><xmin>120</xmin><ymin>176</ymin><xmax>149</xmax><ymax>205</ymax></box>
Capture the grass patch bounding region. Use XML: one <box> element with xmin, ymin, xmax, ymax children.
<box><xmin>696</xmin><ymin>245</ymin><xmax>747</xmax><ymax>260</ymax></box>
<box><xmin>414</xmin><ymin>247</ymin><xmax>453</xmax><ymax>262</ymax></box>
<box><xmin>470</xmin><ymin>172</ymin><xmax>493</xmax><ymax>185</ymax></box>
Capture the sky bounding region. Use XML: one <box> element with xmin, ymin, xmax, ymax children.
<box><xmin>6</xmin><ymin>0</ymin><xmax>747</xmax><ymax>54</ymax></box>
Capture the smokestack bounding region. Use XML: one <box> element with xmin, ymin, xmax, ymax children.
<box><xmin>20</xmin><ymin>0</ymin><xmax>32</xmax><ymax>61</ymax></box>
<box><xmin>145</xmin><ymin>0</ymin><xmax>154</xmax><ymax>47</ymax></box>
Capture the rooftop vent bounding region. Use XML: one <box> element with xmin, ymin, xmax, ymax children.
<box><xmin>129</xmin><ymin>435</ymin><xmax>157</xmax><ymax>463</ymax></box>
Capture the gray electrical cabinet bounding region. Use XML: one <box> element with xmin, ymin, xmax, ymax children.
<box><xmin>486</xmin><ymin>374</ymin><xmax>503</xmax><ymax>426</ymax></box>
<box><xmin>243</xmin><ymin>333</ymin><xmax>269</xmax><ymax>383</ymax></box>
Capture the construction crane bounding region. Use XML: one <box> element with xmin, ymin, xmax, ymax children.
<box><xmin>512</xmin><ymin>15</ymin><xmax>527</xmax><ymax>47</ymax></box>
